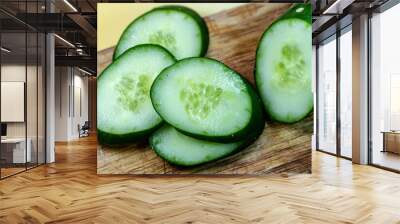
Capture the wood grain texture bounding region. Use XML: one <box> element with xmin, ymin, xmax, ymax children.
<box><xmin>97</xmin><ymin>3</ymin><xmax>313</xmax><ymax>174</ymax></box>
<box><xmin>1</xmin><ymin>136</ymin><xmax>400</xmax><ymax>223</ymax></box>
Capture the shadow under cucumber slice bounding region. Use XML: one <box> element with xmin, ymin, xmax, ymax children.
<box><xmin>113</xmin><ymin>5</ymin><xmax>209</xmax><ymax>60</ymax></box>
<box><xmin>97</xmin><ymin>44</ymin><xmax>176</xmax><ymax>145</ymax></box>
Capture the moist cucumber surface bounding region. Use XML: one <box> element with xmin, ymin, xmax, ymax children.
<box><xmin>151</xmin><ymin>57</ymin><xmax>261</xmax><ymax>143</ymax></box>
<box><xmin>97</xmin><ymin>44</ymin><xmax>176</xmax><ymax>145</ymax></box>
<box><xmin>255</xmin><ymin>4</ymin><xmax>312</xmax><ymax>123</ymax></box>
<box><xmin>113</xmin><ymin>6</ymin><xmax>208</xmax><ymax>60</ymax></box>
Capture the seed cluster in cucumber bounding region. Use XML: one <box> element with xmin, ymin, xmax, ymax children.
<box><xmin>255</xmin><ymin>3</ymin><xmax>313</xmax><ymax>123</ymax></box>
<box><xmin>98</xmin><ymin>4</ymin><xmax>310</xmax><ymax>166</ymax></box>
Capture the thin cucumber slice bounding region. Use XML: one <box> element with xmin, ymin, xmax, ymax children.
<box><xmin>150</xmin><ymin>121</ymin><xmax>263</xmax><ymax>167</ymax></box>
<box><xmin>113</xmin><ymin>6</ymin><xmax>208</xmax><ymax>60</ymax></box>
<box><xmin>150</xmin><ymin>125</ymin><xmax>242</xmax><ymax>166</ymax></box>
<box><xmin>151</xmin><ymin>57</ymin><xmax>263</xmax><ymax>143</ymax></box>
<box><xmin>255</xmin><ymin>4</ymin><xmax>313</xmax><ymax>123</ymax></box>
<box><xmin>97</xmin><ymin>44</ymin><xmax>176</xmax><ymax>145</ymax></box>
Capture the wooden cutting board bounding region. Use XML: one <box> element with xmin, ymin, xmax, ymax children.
<box><xmin>97</xmin><ymin>3</ymin><xmax>313</xmax><ymax>175</ymax></box>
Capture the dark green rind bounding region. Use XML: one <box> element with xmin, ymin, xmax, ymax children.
<box><xmin>98</xmin><ymin>122</ymin><xmax>162</xmax><ymax>146</ymax></box>
<box><xmin>254</xmin><ymin>3</ymin><xmax>312</xmax><ymax>124</ymax></box>
<box><xmin>151</xmin><ymin>57</ymin><xmax>265</xmax><ymax>143</ymax></box>
<box><xmin>278</xmin><ymin>3</ymin><xmax>311</xmax><ymax>25</ymax></box>
<box><xmin>149</xmin><ymin>104</ymin><xmax>264</xmax><ymax>167</ymax></box>
<box><xmin>97</xmin><ymin>44</ymin><xmax>176</xmax><ymax>145</ymax></box>
<box><xmin>113</xmin><ymin>5</ymin><xmax>209</xmax><ymax>61</ymax></box>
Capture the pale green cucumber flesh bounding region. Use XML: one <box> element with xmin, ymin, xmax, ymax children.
<box><xmin>151</xmin><ymin>57</ymin><xmax>254</xmax><ymax>142</ymax></box>
<box><xmin>114</xmin><ymin>6</ymin><xmax>208</xmax><ymax>60</ymax></box>
<box><xmin>97</xmin><ymin>44</ymin><xmax>176</xmax><ymax>145</ymax></box>
<box><xmin>255</xmin><ymin>18</ymin><xmax>312</xmax><ymax>123</ymax></box>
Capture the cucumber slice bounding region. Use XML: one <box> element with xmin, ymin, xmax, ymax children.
<box><xmin>151</xmin><ymin>57</ymin><xmax>263</xmax><ymax>143</ymax></box>
<box><xmin>113</xmin><ymin>6</ymin><xmax>209</xmax><ymax>60</ymax></box>
<box><xmin>97</xmin><ymin>44</ymin><xmax>176</xmax><ymax>145</ymax></box>
<box><xmin>255</xmin><ymin>4</ymin><xmax>313</xmax><ymax>123</ymax></box>
<box><xmin>150</xmin><ymin>125</ymin><xmax>242</xmax><ymax>166</ymax></box>
<box><xmin>150</xmin><ymin>121</ymin><xmax>263</xmax><ymax>166</ymax></box>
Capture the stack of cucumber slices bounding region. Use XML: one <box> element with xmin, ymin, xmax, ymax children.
<box><xmin>98</xmin><ymin>4</ymin><xmax>312</xmax><ymax>167</ymax></box>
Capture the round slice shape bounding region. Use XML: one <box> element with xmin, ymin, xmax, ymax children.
<box><xmin>97</xmin><ymin>44</ymin><xmax>176</xmax><ymax>145</ymax></box>
<box><xmin>151</xmin><ymin>57</ymin><xmax>261</xmax><ymax>143</ymax></box>
<box><xmin>113</xmin><ymin>6</ymin><xmax>208</xmax><ymax>60</ymax></box>
<box><xmin>255</xmin><ymin>4</ymin><xmax>313</xmax><ymax>123</ymax></box>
